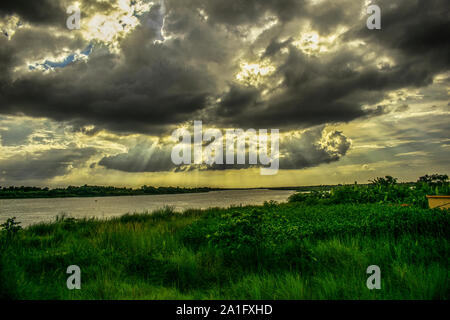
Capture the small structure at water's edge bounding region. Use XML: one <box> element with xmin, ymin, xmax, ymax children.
<box><xmin>426</xmin><ymin>195</ymin><xmax>450</xmax><ymax>209</ymax></box>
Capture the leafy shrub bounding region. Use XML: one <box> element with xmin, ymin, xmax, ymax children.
<box><xmin>182</xmin><ymin>208</ymin><xmax>265</xmax><ymax>253</ymax></box>
<box><xmin>289</xmin><ymin>174</ymin><xmax>449</xmax><ymax>207</ymax></box>
<box><xmin>181</xmin><ymin>203</ymin><xmax>449</xmax><ymax>272</ymax></box>
<box><xmin>1</xmin><ymin>217</ymin><xmax>22</xmax><ymax>237</ymax></box>
<box><xmin>207</xmin><ymin>208</ymin><xmax>264</xmax><ymax>252</ymax></box>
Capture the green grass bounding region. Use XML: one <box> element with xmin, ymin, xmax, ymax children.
<box><xmin>0</xmin><ymin>203</ymin><xmax>448</xmax><ymax>300</ymax></box>
<box><xmin>288</xmin><ymin>174</ymin><xmax>449</xmax><ymax>208</ymax></box>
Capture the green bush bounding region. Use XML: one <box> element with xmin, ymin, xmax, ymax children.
<box><xmin>1</xmin><ymin>217</ymin><xmax>22</xmax><ymax>238</ymax></box>
<box><xmin>289</xmin><ymin>174</ymin><xmax>449</xmax><ymax>207</ymax></box>
<box><xmin>182</xmin><ymin>203</ymin><xmax>449</xmax><ymax>269</ymax></box>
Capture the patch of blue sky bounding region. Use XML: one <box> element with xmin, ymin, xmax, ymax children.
<box><xmin>29</xmin><ymin>43</ymin><xmax>94</xmax><ymax>71</ymax></box>
<box><xmin>80</xmin><ymin>43</ymin><xmax>93</xmax><ymax>56</ymax></box>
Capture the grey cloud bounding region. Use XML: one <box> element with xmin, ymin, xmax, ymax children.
<box><xmin>0</xmin><ymin>0</ymin><xmax>448</xmax><ymax>137</ymax></box>
<box><xmin>0</xmin><ymin>147</ymin><xmax>97</xmax><ymax>182</ymax></box>
<box><xmin>279</xmin><ymin>127</ymin><xmax>351</xmax><ymax>170</ymax></box>
<box><xmin>99</xmin><ymin>141</ymin><xmax>174</xmax><ymax>172</ymax></box>
<box><xmin>263</xmin><ymin>37</ymin><xmax>293</xmax><ymax>58</ymax></box>
<box><xmin>0</xmin><ymin>0</ymin><xmax>67</xmax><ymax>25</ymax></box>
<box><xmin>346</xmin><ymin>0</ymin><xmax>450</xmax><ymax>72</ymax></box>
<box><xmin>0</xmin><ymin>124</ymin><xmax>33</xmax><ymax>146</ymax></box>
<box><xmin>187</xmin><ymin>0</ymin><xmax>307</xmax><ymax>26</ymax></box>
<box><xmin>210</xmin><ymin>47</ymin><xmax>393</xmax><ymax>129</ymax></box>
<box><xmin>217</xmin><ymin>85</ymin><xmax>261</xmax><ymax>117</ymax></box>
<box><xmin>395</xmin><ymin>104</ymin><xmax>409</xmax><ymax>113</ymax></box>
<box><xmin>98</xmin><ymin>126</ymin><xmax>351</xmax><ymax>173</ymax></box>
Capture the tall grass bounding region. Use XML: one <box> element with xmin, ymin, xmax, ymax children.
<box><xmin>0</xmin><ymin>203</ymin><xmax>448</xmax><ymax>300</ymax></box>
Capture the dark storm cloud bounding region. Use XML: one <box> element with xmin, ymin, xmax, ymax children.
<box><xmin>347</xmin><ymin>0</ymin><xmax>450</xmax><ymax>65</ymax></box>
<box><xmin>307</xmin><ymin>1</ymin><xmax>357</xmax><ymax>34</ymax></box>
<box><xmin>217</xmin><ymin>85</ymin><xmax>261</xmax><ymax>117</ymax></box>
<box><xmin>0</xmin><ymin>147</ymin><xmax>97</xmax><ymax>181</ymax></box>
<box><xmin>340</xmin><ymin>0</ymin><xmax>450</xmax><ymax>99</ymax></box>
<box><xmin>0</xmin><ymin>0</ymin><xmax>448</xmax><ymax>135</ymax></box>
<box><xmin>199</xmin><ymin>0</ymin><xmax>448</xmax><ymax>130</ymax></box>
<box><xmin>0</xmin><ymin>2</ymin><xmax>231</xmax><ymax>134</ymax></box>
<box><xmin>0</xmin><ymin>1</ymin><xmax>66</xmax><ymax>25</ymax></box>
<box><xmin>210</xmin><ymin>47</ymin><xmax>393</xmax><ymax>129</ymax></box>
<box><xmin>190</xmin><ymin>0</ymin><xmax>361</xmax><ymax>35</ymax></box>
<box><xmin>263</xmin><ymin>37</ymin><xmax>293</xmax><ymax>58</ymax></box>
<box><xmin>0</xmin><ymin>38</ymin><xmax>14</xmax><ymax>83</ymax></box>
<box><xmin>0</xmin><ymin>25</ymin><xmax>85</xmax><ymax>70</ymax></box>
<box><xmin>0</xmin><ymin>0</ymin><xmax>115</xmax><ymax>26</ymax></box>
<box><xmin>189</xmin><ymin>0</ymin><xmax>307</xmax><ymax>25</ymax></box>
<box><xmin>0</xmin><ymin>40</ymin><xmax>216</xmax><ymax>134</ymax></box>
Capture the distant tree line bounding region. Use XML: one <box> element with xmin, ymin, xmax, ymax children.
<box><xmin>0</xmin><ymin>185</ymin><xmax>219</xmax><ymax>199</ymax></box>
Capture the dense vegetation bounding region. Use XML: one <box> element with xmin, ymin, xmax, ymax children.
<box><xmin>289</xmin><ymin>174</ymin><xmax>449</xmax><ymax>208</ymax></box>
<box><xmin>0</xmin><ymin>174</ymin><xmax>448</xmax><ymax>299</ymax></box>
<box><xmin>0</xmin><ymin>202</ymin><xmax>448</xmax><ymax>299</ymax></box>
<box><xmin>0</xmin><ymin>185</ymin><xmax>218</xmax><ymax>199</ymax></box>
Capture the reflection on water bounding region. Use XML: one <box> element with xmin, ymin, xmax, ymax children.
<box><xmin>0</xmin><ymin>189</ymin><xmax>295</xmax><ymax>227</ymax></box>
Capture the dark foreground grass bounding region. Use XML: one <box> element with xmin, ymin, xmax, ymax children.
<box><xmin>0</xmin><ymin>203</ymin><xmax>448</xmax><ymax>300</ymax></box>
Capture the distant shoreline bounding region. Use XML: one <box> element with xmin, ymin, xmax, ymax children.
<box><xmin>0</xmin><ymin>183</ymin><xmax>417</xmax><ymax>200</ymax></box>
<box><xmin>0</xmin><ymin>186</ymin><xmax>221</xmax><ymax>200</ymax></box>
<box><xmin>0</xmin><ymin>188</ymin><xmax>295</xmax><ymax>200</ymax></box>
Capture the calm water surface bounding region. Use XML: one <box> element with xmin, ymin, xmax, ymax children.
<box><xmin>0</xmin><ymin>189</ymin><xmax>295</xmax><ymax>227</ymax></box>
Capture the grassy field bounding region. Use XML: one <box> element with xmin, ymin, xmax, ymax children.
<box><xmin>0</xmin><ymin>202</ymin><xmax>448</xmax><ymax>300</ymax></box>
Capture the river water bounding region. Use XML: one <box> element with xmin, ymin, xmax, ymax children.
<box><xmin>0</xmin><ymin>189</ymin><xmax>295</xmax><ymax>227</ymax></box>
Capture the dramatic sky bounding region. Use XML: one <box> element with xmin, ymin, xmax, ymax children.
<box><xmin>0</xmin><ymin>0</ymin><xmax>448</xmax><ymax>188</ymax></box>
